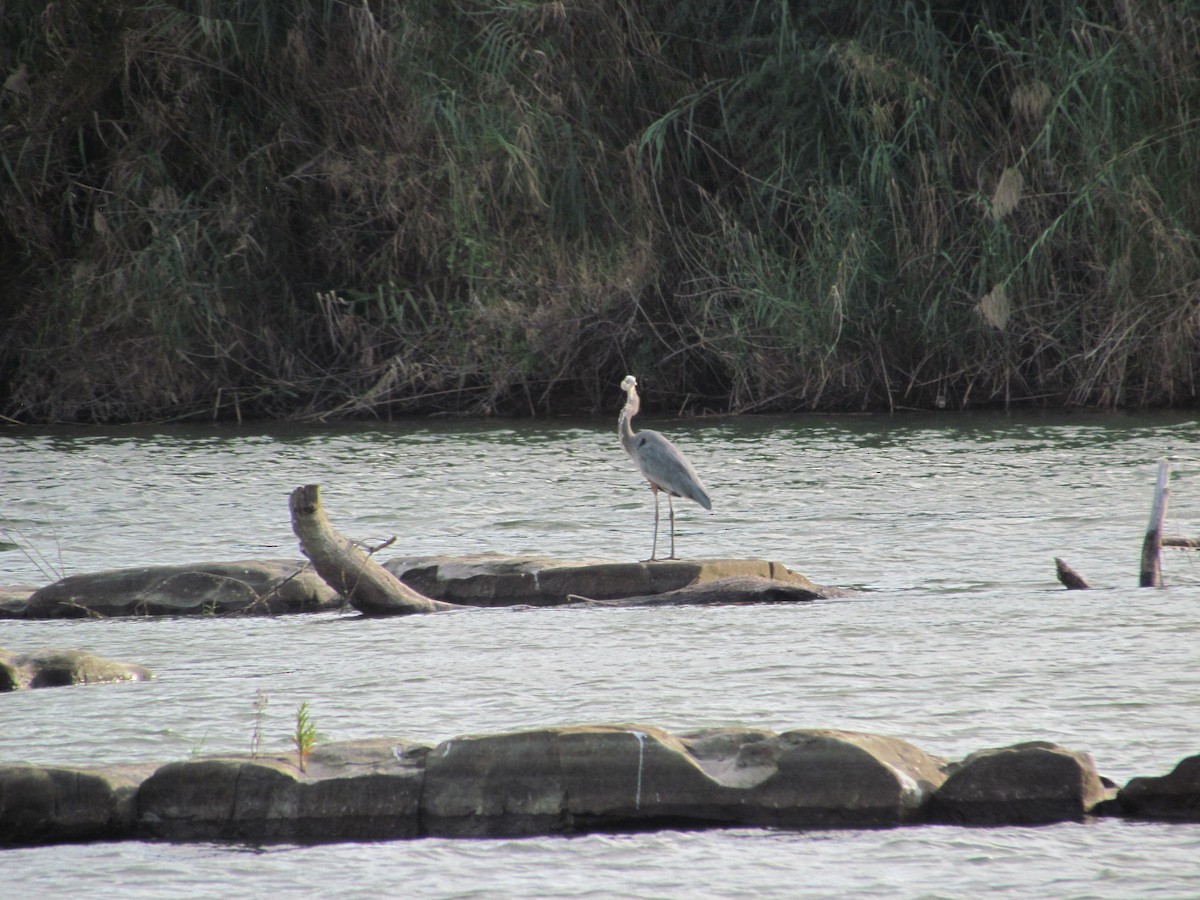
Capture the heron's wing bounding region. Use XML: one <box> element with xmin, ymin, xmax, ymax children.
<box><xmin>632</xmin><ymin>430</ymin><xmax>712</xmax><ymax>509</ymax></box>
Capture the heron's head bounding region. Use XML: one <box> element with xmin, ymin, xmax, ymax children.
<box><xmin>620</xmin><ymin>375</ymin><xmax>637</xmax><ymax>392</ymax></box>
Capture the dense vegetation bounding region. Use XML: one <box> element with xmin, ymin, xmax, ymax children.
<box><xmin>2</xmin><ymin>1</ymin><xmax>1198</xmax><ymax>423</ymax></box>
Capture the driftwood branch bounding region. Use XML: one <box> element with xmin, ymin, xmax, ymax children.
<box><xmin>1163</xmin><ymin>537</ymin><xmax>1200</xmax><ymax>549</ymax></box>
<box><xmin>289</xmin><ymin>485</ymin><xmax>461</xmax><ymax>616</ymax></box>
<box><xmin>1054</xmin><ymin>557</ymin><xmax>1090</xmax><ymax>590</ymax></box>
<box><xmin>358</xmin><ymin>535</ymin><xmax>397</xmax><ymax>555</ymax></box>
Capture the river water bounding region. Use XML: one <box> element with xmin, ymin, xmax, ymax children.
<box><xmin>2</xmin><ymin>411</ymin><xmax>1199</xmax><ymax>897</ymax></box>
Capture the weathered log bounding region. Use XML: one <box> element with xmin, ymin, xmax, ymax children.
<box><xmin>288</xmin><ymin>485</ymin><xmax>460</xmax><ymax>616</ymax></box>
<box><xmin>1054</xmin><ymin>557</ymin><xmax>1090</xmax><ymax>590</ymax></box>
<box><xmin>1163</xmin><ymin>537</ymin><xmax>1200</xmax><ymax>549</ymax></box>
<box><xmin>1139</xmin><ymin>459</ymin><xmax>1170</xmax><ymax>587</ymax></box>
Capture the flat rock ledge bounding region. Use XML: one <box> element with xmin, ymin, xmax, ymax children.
<box><xmin>4</xmin><ymin>725</ymin><xmax>1194</xmax><ymax>848</ymax></box>
<box><xmin>0</xmin><ymin>556</ymin><xmax>840</xmax><ymax>619</ymax></box>
<box><xmin>0</xmin><ymin>560</ymin><xmax>343</xmax><ymax>619</ymax></box>
<box><xmin>382</xmin><ymin>554</ymin><xmax>842</xmax><ymax>608</ymax></box>
<box><xmin>0</xmin><ymin>648</ymin><xmax>153</xmax><ymax>692</ymax></box>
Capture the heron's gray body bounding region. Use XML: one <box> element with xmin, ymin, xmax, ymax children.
<box><xmin>618</xmin><ymin>375</ymin><xmax>711</xmax><ymax>560</ymax></box>
<box><xmin>621</xmin><ymin>427</ymin><xmax>712</xmax><ymax>509</ymax></box>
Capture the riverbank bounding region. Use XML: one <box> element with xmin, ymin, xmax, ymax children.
<box><xmin>2</xmin><ymin>3</ymin><xmax>1198</xmax><ymax>424</ymax></box>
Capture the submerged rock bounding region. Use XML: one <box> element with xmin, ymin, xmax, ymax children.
<box><xmin>0</xmin><ymin>587</ymin><xmax>36</xmax><ymax>617</ymax></box>
<box><xmin>0</xmin><ymin>648</ymin><xmax>153</xmax><ymax>692</ymax></box>
<box><xmin>926</xmin><ymin>741</ymin><xmax>1113</xmax><ymax>825</ymax></box>
<box><xmin>6</xmin><ymin>560</ymin><xmax>342</xmax><ymax>618</ymax></box>
<box><xmin>1116</xmin><ymin>754</ymin><xmax>1200</xmax><ymax>822</ymax></box>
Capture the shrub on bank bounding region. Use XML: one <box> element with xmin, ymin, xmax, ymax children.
<box><xmin>1</xmin><ymin>1</ymin><xmax>1197</xmax><ymax>422</ymax></box>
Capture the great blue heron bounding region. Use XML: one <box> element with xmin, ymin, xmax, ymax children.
<box><xmin>618</xmin><ymin>374</ymin><xmax>712</xmax><ymax>560</ymax></box>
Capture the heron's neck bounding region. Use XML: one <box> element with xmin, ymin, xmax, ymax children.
<box><xmin>618</xmin><ymin>388</ymin><xmax>639</xmax><ymax>454</ymax></box>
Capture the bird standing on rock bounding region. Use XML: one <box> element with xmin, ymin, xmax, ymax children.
<box><xmin>618</xmin><ymin>375</ymin><xmax>712</xmax><ymax>561</ymax></box>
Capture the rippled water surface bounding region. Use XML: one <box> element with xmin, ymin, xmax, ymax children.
<box><xmin>3</xmin><ymin>411</ymin><xmax>1200</xmax><ymax>897</ymax></box>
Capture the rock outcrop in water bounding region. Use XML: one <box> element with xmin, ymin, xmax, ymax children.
<box><xmin>420</xmin><ymin>726</ymin><xmax>944</xmax><ymax>835</ymax></box>
<box><xmin>1114</xmin><ymin>755</ymin><xmax>1200</xmax><ymax>821</ymax></box>
<box><xmin>382</xmin><ymin>555</ymin><xmax>836</xmax><ymax>609</ymax></box>
<box><xmin>0</xmin><ymin>648</ymin><xmax>153</xmax><ymax>691</ymax></box>
<box><xmin>0</xmin><ymin>555</ymin><xmax>838</xmax><ymax>619</ymax></box>
<box><xmin>925</xmin><ymin>741</ymin><xmax>1113</xmax><ymax>825</ymax></box>
<box><xmin>0</xmin><ymin>561</ymin><xmax>342</xmax><ymax>619</ymax></box>
<box><xmin>6</xmin><ymin>725</ymin><xmax>1197</xmax><ymax>848</ymax></box>
<box><xmin>136</xmin><ymin>740</ymin><xmax>427</xmax><ymax>842</ymax></box>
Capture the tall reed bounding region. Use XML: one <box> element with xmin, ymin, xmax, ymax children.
<box><xmin>1</xmin><ymin>1</ymin><xmax>1196</xmax><ymax>421</ymax></box>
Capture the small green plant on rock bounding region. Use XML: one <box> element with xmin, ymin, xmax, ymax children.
<box><xmin>187</xmin><ymin>732</ymin><xmax>208</xmax><ymax>758</ymax></box>
<box><xmin>293</xmin><ymin>700</ymin><xmax>318</xmax><ymax>773</ymax></box>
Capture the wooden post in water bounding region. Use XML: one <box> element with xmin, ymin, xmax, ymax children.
<box><xmin>1139</xmin><ymin>459</ymin><xmax>1170</xmax><ymax>588</ymax></box>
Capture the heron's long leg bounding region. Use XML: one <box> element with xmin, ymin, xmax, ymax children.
<box><xmin>650</xmin><ymin>485</ymin><xmax>660</xmax><ymax>561</ymax></box>
<box><xmin>667</xmin><ymin>494</ymin><xmax>677</xmax><ymax>559</ymax></box>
